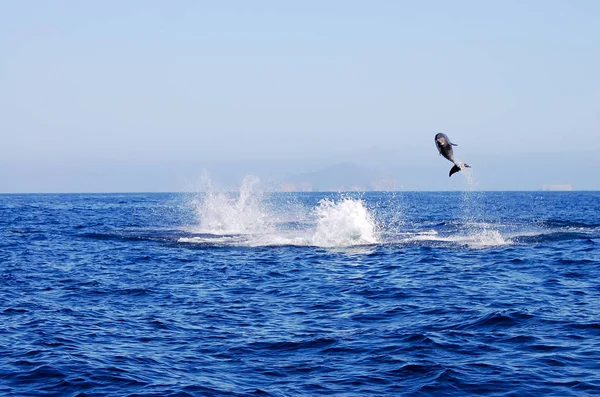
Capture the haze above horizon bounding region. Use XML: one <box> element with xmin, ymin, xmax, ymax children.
<box><xmin>1</xmin><ymin>1</ymin><xmax>599</xmax><ymax>193</ymax></box>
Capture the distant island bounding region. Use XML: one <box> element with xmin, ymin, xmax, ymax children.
<box><xmin>278</xmin><ymin>163</ymin><xmax>397</xmax><ymax>192</ymax></box>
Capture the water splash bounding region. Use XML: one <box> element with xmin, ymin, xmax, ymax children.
<box><xmin>183</xmin><ymin>173</ymin><xmax>514</xmax><ymax>249</ymax></box>
<box><xmin>458</xmin><ymin>168</ymin><xmax>509</xmax><ymax>246</ymax></box>
<box><xmin>462</xmin><ymin>166</ymin><xmax>477</xmax><ymax>189</ymax></box>
<box><xmin>193</xmin><ymin>175</ymin><xmax>273</xmax><ymax>234</ymax></box>
<box><xmin>311</xmin><ymin>198</ymin><xmax>379</xmax><ymax>247</ymax></box>
<box><xmin>186</xmin><ymin>176</ymin><xmax>378</xmax><ymax>247</ymax></box>
<box><xmin>406</xmin><ymin>227</ymin><xmax>510</xmax><ymax>248</ymax></box>
<box><xmin>469</xmin><ymin>228</ymin><xmax>509</xmax><ymax>247</ymax></box>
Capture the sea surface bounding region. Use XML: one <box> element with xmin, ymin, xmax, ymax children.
<box><xmin>1</xmin><ymin>179</ymin><xmax>600</xmax><ymax>396</ymax></box>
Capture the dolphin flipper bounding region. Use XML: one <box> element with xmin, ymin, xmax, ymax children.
<box><xmin>449</xmin><ymin>164</ymin><xmax>462</xmax><ymax>177</ymax></box>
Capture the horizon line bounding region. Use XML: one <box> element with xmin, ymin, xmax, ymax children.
<box><xmin>0</xmin><ymin>189</ymin><xmax>595</xmax><ymax>195</ymax></box>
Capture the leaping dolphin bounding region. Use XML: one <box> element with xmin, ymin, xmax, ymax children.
<box><xmin>434</xmin><ymin>133</ymin><xmax>471</xmax><ymax>177</ymax></box>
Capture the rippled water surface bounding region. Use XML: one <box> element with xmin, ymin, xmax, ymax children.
<box><xmin>1</xmin><ymin>189</ymin><xmax>599</xmax><ymax>396</ymax></box>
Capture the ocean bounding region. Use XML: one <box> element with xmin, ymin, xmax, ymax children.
<box><xmin>1</xmin><ymin>177</ymin><xmax>599</xmax><ymax>396</ymax></box>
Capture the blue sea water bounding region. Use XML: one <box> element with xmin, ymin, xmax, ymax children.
<box><xmin>1</xmin><ymin>180</ymin><xmax>600</xmax><ymax>396</ymax></box>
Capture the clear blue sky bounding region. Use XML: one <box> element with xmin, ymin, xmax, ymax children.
<box><xmin>1</xmin><ymin>0</ymin><xmax>598</xmax><ymax>192</ymax></box>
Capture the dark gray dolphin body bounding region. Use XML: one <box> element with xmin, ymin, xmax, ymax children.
<box><xmin>434</xmin><ymin>133</ymin><xmax>471</xmax><ymax>177</ymax></box>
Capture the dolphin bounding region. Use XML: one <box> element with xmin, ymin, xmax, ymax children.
<box><xmin>434</xmin><ymin>133</ymin><xmax>471</xmax><ymax>177</ymax></box>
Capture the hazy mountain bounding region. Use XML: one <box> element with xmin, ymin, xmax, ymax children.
<box><xmin>278</xmin><ymin>162</ymin><xmax>397</xmax><ymax>192</ymax></box>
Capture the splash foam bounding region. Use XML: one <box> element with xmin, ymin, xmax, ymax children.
<box><xmin>186</xmin><ymin>177</ymin><xmax>379</xmax><ymax>248</ymax></box>
<box><xmin>311</xmin><ymin>198</ymin><xmax>379</xmax><ymax>247</ymax></box>
<box><xmin>193</xmin><ymin>176</ymin><xmax>273</xmax><ymax>235</ymax></box>
<box><xmin>407</xmin><ymin>227</ymin><xmax>510</xmax><ymax>248</ymax></box>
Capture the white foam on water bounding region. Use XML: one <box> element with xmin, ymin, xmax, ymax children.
<box><xmin>465</xmin><ymin>228</ymin><xmax>510</xmax><ymax>248</ymax></box>
<box><xmin>246</xmin><ymin>198</ymin><xmax>379</xmax><ymax>247</ymax></box>
<box><xmin>182</xmin><ymin>176</ymin><xmax>379</xmax><ymax>248</ymax></box>
<box><xmin>178</xmin><ymin>235</ymin><xmax>247</xmax><ymax>245</ymax></box>
<box><xmin>191</xmin><ymin>175</ymin><xmax>273</xmax><ymax>235</ymax></box>
<box><xmin>311</xmin><ymin>198</ymin><xmax>379</xmax><ymax>247</ymax></box>
<box><xmin>405</xmin><ymin>228</ymin><xmax>510</xmax><ymax>248</ymax></box>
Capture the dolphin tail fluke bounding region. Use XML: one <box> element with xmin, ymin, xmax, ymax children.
<box><xmin>449</xmin><ymin>163</ymin><xmax>471</xmax><ymax>177</ymax></box>
<box><xmin>449</xmin><ymin>165</ymin><xmax>461</xmax><ymax>177</ymax></box>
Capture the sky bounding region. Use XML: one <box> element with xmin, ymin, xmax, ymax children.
<box><xmin>1</xmin><ymin>0</ymin><xmax>599</xmax><ymax>192</ymax></box>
